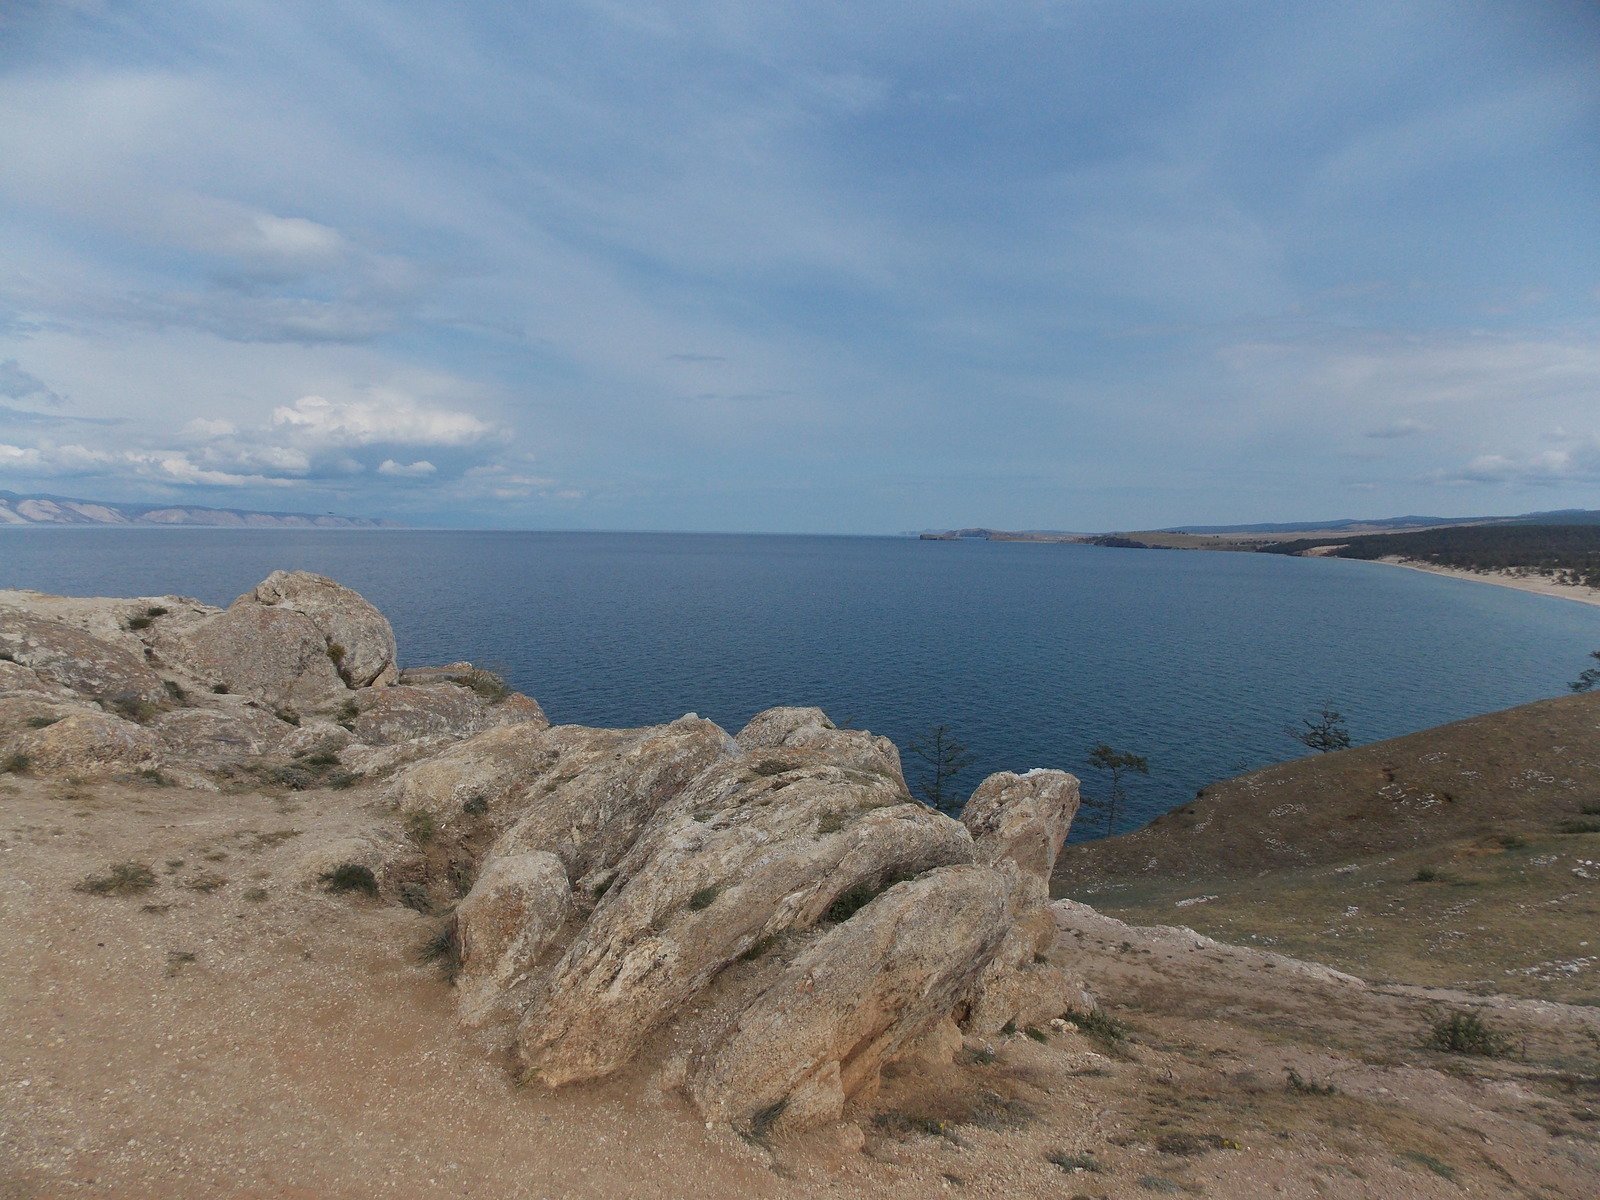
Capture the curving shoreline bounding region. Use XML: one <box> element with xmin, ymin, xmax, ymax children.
<box><xmin>1369</xmin><ymin>555</ymin><xmax>1600</xmax><ymax>609</ymax></box>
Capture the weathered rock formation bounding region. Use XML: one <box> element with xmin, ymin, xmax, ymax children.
<box><xmin>0</xmin><ymin>572</ymin><xmax>543</xmax><ymax>783</ymax></box>
<box><xmin>394</xmin><ymin>697</ymin><xmax>1087</xmax><ymax>1133</ymax></box>
<box><xmin>3</xmin><ymin>572</ymin><xmax>1089</xmax><ymax>1136</ymax></box>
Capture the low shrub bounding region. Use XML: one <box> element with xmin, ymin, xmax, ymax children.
<box><xmin>76</xmin><ymin>861</ymin><xmax>157</xmax><ymax>896</ymax></box>
<box><xmin>1</xmin><ymin>752</ymin><xmax>30</xmax><ymax>774</ymax></box>
<box><xmin>1285</xmin><ymin>1067</ymin><xmax>1338</xmax><ymax>1095</ymax></box>
<box><xmin>419</xmin><ymin>920</ymin><xmax>461</xmax><ymax>983</ymax></box>
<box><xmin>461</xmin><ymin>668</ymin><xmax>511</xmax><ymax>703</ymax></box>
<box><xmin>405</xmin><ymin>810</ymin><xmax>438</xmax><ymax>844</ymax></box>
<box><xmin>321</xmin><ymin>863</ymin><xmax>379</xmax><ymax>897</ymax></box>
<box><xmin>1426</xmin><ymin>1009</ymin><xmax>1516</xmax><ymax>1057</ymax></box>
<box><xmin>1046</xmin><ymin>1150</ymin><xmax>1100</xmax><ymax>1173</ymax></box>
<box><xmin>1064</xmin><ymin>1005</ymin><xmax>1128</xmax><ymax>1045</ymax></box>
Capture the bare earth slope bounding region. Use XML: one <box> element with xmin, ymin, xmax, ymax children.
<box><xmin>5</xmin><ymin>772</ymin><xmax>1599</xmax><ymax>1199</ymax></box>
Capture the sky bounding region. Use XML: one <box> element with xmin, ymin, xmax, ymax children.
<box><xmin>1</xmin><ymin>1</ymin><xmax>1598</xmax><ymax>532</ymax></box>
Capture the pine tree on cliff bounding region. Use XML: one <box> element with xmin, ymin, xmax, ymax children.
<box><xmin>906</xmin><ymin>724</ymin><xmax>977</xmax><ymax>814</ymax></box>
<box><xmin>1083</xmin><ymin>743</ymin><xmax>1149</xmax><ymax>838</ymax></box>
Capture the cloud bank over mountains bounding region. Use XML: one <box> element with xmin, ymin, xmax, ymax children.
<box><xmin>0</xmin><ymin>1</ymin><xmax>1596</xmax><ymax>530</ymax></box>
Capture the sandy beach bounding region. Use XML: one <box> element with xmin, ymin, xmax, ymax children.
<box><xmin>1371</xmin><ymin>556</ymin><xmax>1600</xmax><ymax>609</ymax></box>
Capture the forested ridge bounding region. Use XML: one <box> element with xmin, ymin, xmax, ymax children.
<box><xmin>1259</xmin><ymin>523</ymin><xmax>1600</xmax><ymax>588</ymax></box>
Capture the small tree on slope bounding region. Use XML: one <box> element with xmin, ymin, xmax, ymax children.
<box><xmin>1286</xmin><ymin>706</ymin><xmax>1352</xmax><ymax>754</ymax></box>
<box><xmin>1083</xmin><ymin>743</ymin><xmax>1149</xmax><ymax>838</ymax></box>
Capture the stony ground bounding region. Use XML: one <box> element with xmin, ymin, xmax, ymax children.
<box><xmin>4</xmin><ymin>771</ymin><xmax>1599</xmax><ymax>1198</ymax></box>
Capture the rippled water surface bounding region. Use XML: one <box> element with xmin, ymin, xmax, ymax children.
<box><xmin>5</xmin><ymin>529</ymin><xmax>1598</xmax><ymax>839</ymax></box>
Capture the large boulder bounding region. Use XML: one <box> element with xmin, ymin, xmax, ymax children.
<box><xmin>961</xmin><ymin>768</ymin><xmax>1080</xmax><ymax>885</ymax></box>
<box><xmin>250</xmin><ymin>570</ymin><xmax>398</xmax><ymax>687</ymax></box>
<box><xmin>150</xmin><ymin>704</ymin><xmax>291</xmax><ymax>761</ymax></box>
<box><xmin>347</xmin><ymin>684</ymin><xmax>524</xmax><ymax>746</ymax></box>
<box><xmin>9</xmin><ymin>706</ymin><xmax>161</xmax><ymax>773</ymax></box>
<box><xmin>735</xmin><ymin>706</ymin><xmax>906</xmax><ymax>781</ymax></box>
<box><xmin>168</xmin><ymin>603</ymin><xmax>347</xmax><ymax>709</ymax></box>
<box><xmin>957</xmin><ymin>769</ymin><xmax>1085</xmax><ymax>1035</ymax></box>
<box><xmin>488</xmin><ymin>716</ymin><xmax>736</xmax><ymax>894</ymax></box>
<box><xmin>514</xmin><ymin>753</ymin><xmax>974</xmax><ymax>1088</ymax></box>
<box><xmin>454</xmin><ymin>852</ymin><xmax>574</xmax><ymax>1026</ymax></box>
<box><xmin>0</xmin><ymin>609</ymin><xmax>167</xmax><ymax>704</ymax></box>
<box><xmin>689</xmin><ymin>865</ymin><xmax>1014</xmax><ymax>1132</ymax></box>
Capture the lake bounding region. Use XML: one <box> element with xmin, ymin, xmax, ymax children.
<box><xmin>4</xmin><ymin>528</ymin><xmax>1598</xmax><ymax>840</ymax></box>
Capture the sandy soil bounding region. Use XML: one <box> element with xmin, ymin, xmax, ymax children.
<box><xmin>1371</xmin><ymin>557</ymin><xmax>1600</xmax><ymax>609</ymax></box>
<box><xmin>4</xmin><ymin>773</ymin><xmax>1599</xmax><ymax>1199</ymax></box>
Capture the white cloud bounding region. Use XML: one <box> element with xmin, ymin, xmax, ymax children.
<box><xmin>1438</xmin><ymin>442</ymin><xmax>1600</xmax><ymax>486</ymax></box>
<box><xmin>270</xmin><ymin>394</ymin><xmax>494</xmax><ymax>448</ymax></box>
<box><xmin>377</xmin><ymin>458</ymin><xmax>436</xmax><ymax>477</ymax></box>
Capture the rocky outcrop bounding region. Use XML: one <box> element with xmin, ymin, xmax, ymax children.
<box><xmin>961</xmin><ymin>768</ymin><xmax>1079</xmax><ymax>882</ymax></box>
<box><xmin>454</xmin><ymin>852</ymin><xmax>573</xmax><ymax>1026</ymax></box>
<box><xmin>397</xmin><ymin>697</ymin><xmax>1086</xmax><ymax>1132</ymax></box>
<box><xmin>514</xmin><ymin>754</ymin><xmax>972</xmax><ymax>1087</ymax></box>
<box><xmin>734</xmin><ymin>706</ymin><xmax>906</xmax><ymax>779</ymax></box>
<box><xmin>7</xmin><ymin>705</ymin><xmax>161</xmax><ymax>772</ymax></box>
<box><xmin>959</xmin><ymin>768</ymin><xmax>1085</xmax><ymax>1036</ymax></box>
<box><xmin>0</xmin><ymin>572</ymin><xmax>542</xmax><ymax>782</ymax></box>
<box><xmin>689</xmin><ymin>864</ymin><xmax>1013</xmax><ymax>1131</ymax></box>
<box><xmin>0</xmin><ymin>608</ymin><xmax>167</xmax><ymax>703</ymax></box>
<box><xmin>168</xmin><ymin>603</ymin><xmax>347</xmax><ymax>709</ymax></box>
<box><xmin>250</xmin><ymin>570</ymin><xmax>398</xmax><ymax>688</ymax></box>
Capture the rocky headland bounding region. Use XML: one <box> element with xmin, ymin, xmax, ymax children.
<box><xmin>3</xmin><ymin>572</ymin><xmax>1598</xmax><ymax>1198</ymax></box>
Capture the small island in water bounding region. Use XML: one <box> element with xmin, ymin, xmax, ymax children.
<box><xmin>1</xmin><ymin>570</ymin><xmax>1597</xmax><ymax>1197</ymax></box>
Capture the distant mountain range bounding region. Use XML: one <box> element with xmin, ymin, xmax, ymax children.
<box><xmin>0</xmin><ymin>490</ymin><xmax>401</xmax><ymax>528</ymax></box>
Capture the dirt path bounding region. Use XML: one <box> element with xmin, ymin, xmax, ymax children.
<box><xmin>4</xmin><ymin>775</ymin><xmax>1598</xmax><ymax>1198</ymax></box>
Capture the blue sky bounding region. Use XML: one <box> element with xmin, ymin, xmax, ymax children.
<box><xmin>1</xmin><ymin>1</ymin><xmax>1597</xmax><ymax>531</ymax></box>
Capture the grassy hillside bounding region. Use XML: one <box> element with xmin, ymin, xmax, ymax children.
<box><xmin>1052</xmin><ymin>692</ymin><xmax>1600</xmax><ymax>1002</ymax></box>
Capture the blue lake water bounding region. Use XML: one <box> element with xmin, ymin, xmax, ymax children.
<box><xmin>4</xmin><ymin>528</ymin><xmax>1599</xmax><ymax>841</ymax></box>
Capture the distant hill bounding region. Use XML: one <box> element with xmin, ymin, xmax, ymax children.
<box><xmin>1170</xmin><ymin>508</ymin><xmax>1600</xmax><ymax>535</ymax></box>
<box><xmin>0</xmin><ymin>490</ymin><xmax>400</xmax><ymax>528</ymax></box>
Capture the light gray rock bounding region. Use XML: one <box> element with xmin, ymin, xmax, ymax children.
<box><xmin>169</xmin><ymin>602</ymin><xmax>347</xmax><ymax>709</ymax></box>
<box><xmin>0</xmin><ymin>608</ymin><xmax>168</xmax><ymax>703</ymax></box>
<box><xmin>957</xmin><ymin>770</ymin><xmax>1085</xmax><ymax>1035</ymax></box>
<box><xmin>514</xmin><ymin>753</ymin><xmax>974</xmax><ymax>1088</ymax></box>
<box><xmin>735</xmin><ymin>706</ymin><xmax>907</xmax><ymax>782</ymax></box>
<box><xmin>10</xmin><ymin>706</ymin><xmax>161</xmax><ymax>773</ymax></box>
<box><xmin>150</xmin><ymin>704</ymin><xmax>290</xmax><ymax>761</ymax></box>
<box><xmin>961</xmin><ymin>768</ymin><xmax>1080</xmax><ymax>884</ymax></box>
<box><xmin>454</xmin><ymin>852</ymin><xmax>574</xmax><ymax>1027</ymax></box>
<box><xmin>689</xmin><ymin>864</ymin><xmax>1013</xmax><ymax>1132</ymax></box>
<box><xmin>278</xmin><ymin>721</ymin><xmax>354</xmax><ymax>758</ymax></box>
<box><xmin>489</xmin><ymin>716</ymin><xmax>736</xmax><ymax>894</ymax></box>
<box><xmin>0</xmin><ymin>659</ymin><xmax>57</xmax><ymax>696</ymax></box>
<box><xmin>959</xmin><ymin>878</ymin><xmax>1082</xmax><ymax>1037</ymax></box>
<box><xmin>251</xmin><ymin>570</ymin><xmax>398</xmax><ymax>687</ymax></box>
<box><xmin>347</xmin><ymin>684</ymin><xmax>495</xmax><ymax>746</ymax></box>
